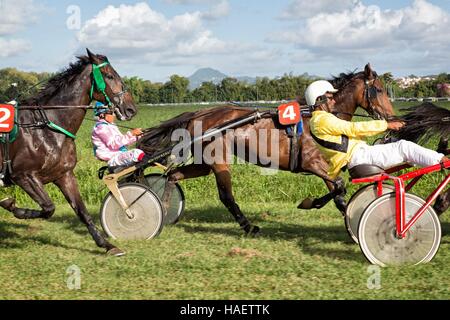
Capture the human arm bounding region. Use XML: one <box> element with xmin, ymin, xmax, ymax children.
<box><xmin>314</xmin><ymin>113</ymin><xmax>388</xmax><ymax>138</ymax></box>
<box><xmin>94</xmin><ymin>124</ymin><xmax>139</xmax><ymax>149</ymax></box>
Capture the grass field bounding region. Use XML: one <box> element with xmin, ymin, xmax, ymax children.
<box><xmin>0</xmin><ymin>102</ymin><xmax>449</xmax><ymax>300</ymax></box>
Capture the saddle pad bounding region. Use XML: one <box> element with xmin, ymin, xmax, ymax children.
<box><xmin>0</xmin><ymin>103</ymin><xmax>18</xmax><ymax>143</ymax></box>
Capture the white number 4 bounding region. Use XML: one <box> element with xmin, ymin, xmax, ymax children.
<box><xmin>282</xmin><ymin>105</ymin><xmax>297</xmax><ymax>120</ymax></box>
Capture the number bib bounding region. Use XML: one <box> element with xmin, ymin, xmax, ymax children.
<box><xmin>0</xmin><ymin>104</ymin><xmax>16</xmax><ymax>133</ymax></box>
<box><xmin>278</xmin><ymin>101</ymin><xmax>301</xmax><ymax>125</ymax></box>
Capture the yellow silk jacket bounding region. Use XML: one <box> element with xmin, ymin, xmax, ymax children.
<box><xmin>310</xmin><ymin>110</ymin><xmax>388</xmax><ymax>179</ymax></box>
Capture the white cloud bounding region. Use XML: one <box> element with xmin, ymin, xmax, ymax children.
<box><xmin>77</xmin><ymin>2</ymin><xmax>231</xmax><ymax>61</ymax></box>
<box><xmin>0</xmin><ymin>0</ymin><xmax>42</xmax><ymax>57</ymax></box>
<box><xmin>271</xmin><ymin>0</ymin><xmax>450</xmax><ymax>72</ymax></box>
<box><xmin>281</xmin><ymin>0</ymin><xmax>356</xmax><ymax>19</ymax></box>
<box><xmin>0</xmin><ymin>38</ymin><xmax>32</xmax><ymax>57</ymax></box>
<box><xmin>201</xmin><ymin>0</ymin><xmax>230</xmax><ymax>20</ymax></box>
<box><xmin>0</xmin><ymin>0</ymin><xmax>42</xmax><ymax>36</ymax></box>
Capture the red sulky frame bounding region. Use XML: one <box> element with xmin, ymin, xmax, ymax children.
<box><xmin>352</xmin><ymin>153</ymin><xmax>449</xmax><ymax>239</ymax></box>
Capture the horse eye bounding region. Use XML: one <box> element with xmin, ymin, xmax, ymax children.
<box><xmin>377</xmin><ymin>88</ymin><xmax>383</xmax><ymax>93</ymax></box>
<box><xmin>106</xmin><ymin>74</ymin><xmax>114</xmax><ymax>80</ymax></box>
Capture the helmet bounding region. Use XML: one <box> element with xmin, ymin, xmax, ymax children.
<box><xmin>94</xmin><ymin>101</ymin><xmax>111</xmax><ymax>117</ymax></box>
<box><xmin>305</xmin><ymin>80</ymin><xmax>338</xmax><ymax>106</ymax></box>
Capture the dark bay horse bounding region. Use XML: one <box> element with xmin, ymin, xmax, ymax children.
<box><xmin>139</xmin><ymin>64</ymin><xmax>396</xmax><ymax>234</ymax></box>
<box><xmin>0</xmin><ymin>49</ymin><xmax>137</xmax><ymax>256</ymax></box>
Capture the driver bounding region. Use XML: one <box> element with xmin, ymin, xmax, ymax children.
<box><xmin>91</xmin><ymin>102</ymin><xmax>145</xmax><ymax>167</ymax></box>
<box><xmin>305</xmin><ymin>80</ymin><xmax>448</xmax><ymax>179</ymax></box>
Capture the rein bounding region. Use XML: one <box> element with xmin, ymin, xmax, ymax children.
<box><xmin>6</xmin><ymin>61</ymin><xmax>125</xmax><ymax>140</ymax></box>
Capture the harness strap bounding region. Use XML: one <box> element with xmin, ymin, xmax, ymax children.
<box><xmin>310</xmin><ymin>130</ymin><xmax>349</xmax><ymax>153</ymax></box>
<box><xmin>37</xmin><ymin>108</ymin><xmax>77</xmax><ymax>139</ymax></box>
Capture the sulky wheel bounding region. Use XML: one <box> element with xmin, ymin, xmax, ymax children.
<box><xmin>144</xmin><ymin>173</ymin><xmax>185</xmax><ymax>225</ymax></box>
<box><xmin>358</xmin><ymin>193</ymin><xmax>441</xmax><ymax>267</ymax></box>
<box><xmin>100</xmin><ymin>183</ymin><xmax>164</xmax><ymax>240</ymax></box>
<box><xmin>345</xmin><ymin>183</ymin><xmax>395</xmax><ymax>244</ymax></box>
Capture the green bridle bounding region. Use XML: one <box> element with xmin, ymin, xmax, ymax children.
<box><xmin>90</xmin><ymin>61</ymin><xmax>112</xmax><ymax>107</ymax></box>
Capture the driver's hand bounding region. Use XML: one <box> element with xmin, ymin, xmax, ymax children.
<box><xmin>131</xmin><ymin>128</ymin><xmax>143</xmax><ymax>136</ymax></box>
<box><xmin>387</xmin><ymin>121</ymin><xmax>405</xmax><ymax>131</ymax></box>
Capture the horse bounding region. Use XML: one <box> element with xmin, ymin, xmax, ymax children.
<box><xmin>0</xmin><ymin>49</ymin><xmax>137</xmax><ymax>256</ymax></box>
<box><xmin>138</xmin><ymin>64</ymin><xmax>396</xmax><ymax>235</ymax></box>
<box><xmin>390</xmin><ymin>102</ymin><xmax>449</xmax><ymax>215</ymax></box>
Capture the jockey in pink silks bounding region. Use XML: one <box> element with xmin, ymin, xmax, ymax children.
<box><xmin>91</xmin><ymin>102</ymin><xmax>145</xmax><ymax>167</ymax></box>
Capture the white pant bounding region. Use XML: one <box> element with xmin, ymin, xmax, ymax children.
<box><xmin>107</xmin><ymin>149</ymin><xmax>145</xmax><ymax>167</ymax></box>
<box><xmin>349</xmin><ymin>140</ymin><xmax>444</xmax><ymax>170</ymax></box>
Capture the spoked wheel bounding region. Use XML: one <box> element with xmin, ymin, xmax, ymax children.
<box><xmin>144</xmin><ymin>174</ymin><xmax>185</xmax><ymax>225</ymax></box>
<box><xmin>345</xmin><ymin>183</ymin><xmax>395</xmax><ymax>244</ymax></box>
<box><xmin>100</xmin><ymin>183</ymin><xmax>164</xmax><ymax>240</ymax></box>
<box><xmin>358</xmin><ymin>193</ymin><xmax>441</xmax><ymax>267</ymax></box>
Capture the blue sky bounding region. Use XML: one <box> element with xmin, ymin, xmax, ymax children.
<box><xmin>1</xmin><ymin>0</ymin><xmax>450</xmax><ymax>82</ymax></box>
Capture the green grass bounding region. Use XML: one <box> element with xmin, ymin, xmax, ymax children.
<box><xmin>0</xmin><ymin>102</ymin><xmax>449</xmax><ymax>300</ymax></box>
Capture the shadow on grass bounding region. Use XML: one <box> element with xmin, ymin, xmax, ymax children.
<box><xmin>0</xmin><ymin>213</ymin><xmax>103</xmax><ymax>255</ymax></box>
<box><xmin>176</xmin><ymin>207</ymin><xmax>363</xmax><ymax>262</ymax></box>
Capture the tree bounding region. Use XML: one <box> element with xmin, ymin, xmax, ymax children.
<box><xmin>0</xmin><ymin>68</ymin><xmax>42</xmax><ymax>102</ymax></box>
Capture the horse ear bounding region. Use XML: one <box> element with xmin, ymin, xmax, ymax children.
<box><xmin>86</xmin><ymin>48</ymin><xmax>101</xmax><ymax>64</ymax></box>
<box><xmin>364</xmin><ymin>63</ymin><xmax>374</xmax><ymax>79</ymax></box>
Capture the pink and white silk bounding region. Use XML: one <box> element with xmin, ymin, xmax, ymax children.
<box><xmin>92</xmin><ymin>120</ymin><xmax>141</xmax><ymax>165</ymax></box>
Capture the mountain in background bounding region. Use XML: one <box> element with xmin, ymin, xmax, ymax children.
<box><xmin>187</xmin><ymin>68</ymin><xmax>320</xmax><ymax>89</ymax></box>
<box><xmin>188</xmin><ymin>67</ymin><xmax>260</xmax><ymax>89</ymax></box>
<box><xmin>188</xmin><ymin>68</ymin><xmax>228</xmax><ymax>90</ymax></box>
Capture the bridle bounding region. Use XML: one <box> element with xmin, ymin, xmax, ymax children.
<box><xmin>8</xmin><ymin>61</ymin><xmax>131</xmax><ymax>140</ymax></box>
<box><xmin>90</xmin><ymin>61</ymin><xmax>129</xmax><ymax>120</ymax></box>
<box><xmin>363</xmin><ymin>78</ymin><xmax>395</xmax><ymax>121</ymax></box>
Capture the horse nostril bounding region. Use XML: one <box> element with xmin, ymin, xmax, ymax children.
<box><xmin>126</xmin><ymin>107</ymin><xmax>136</xmax><ymax>117</ymax></box>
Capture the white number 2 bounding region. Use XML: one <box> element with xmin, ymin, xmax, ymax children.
<box><xmin>282</xmin><ymin>105</ymin><xmax>297</xmax><ymax>120</ymax></box>
<box><xmin>0</xmin><ymin>107</ymin><xmax>12</xmax><ymax>128</ymax></box>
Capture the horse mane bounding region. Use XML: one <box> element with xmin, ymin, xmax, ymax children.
<box><xmin>391</xmin><ymin>102</ymin><xmax>450</xmax><ymax>143</ymax></box>
<box><xmin>329</xmin><ymin>70</ymin><xmax>378</xmax><ymax>102</ymax></box>
<box><xmin>23</xmin><ymin>55</ymin><xmax>92</xmax><ymax>105</ymax></box>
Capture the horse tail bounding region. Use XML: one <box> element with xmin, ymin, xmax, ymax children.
<box><xmin>138</xmin><ymin>105</ymin><xmax>245</xmax><ymax>155</ymax></box>
<box><xmin>391</xmin><ymin>102</ymin><xmax>450</xmax><ymax>144</ymax></box>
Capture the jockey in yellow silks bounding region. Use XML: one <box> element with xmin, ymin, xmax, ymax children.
<box><xmin>305</xmin><ymin>80</ymin><xmax>447</xmax><ymax>179</ymax></box>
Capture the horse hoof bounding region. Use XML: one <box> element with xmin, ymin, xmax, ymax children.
<box><xmin>298</xmin><ymin>198</ymin><xmax>314</xmax><ymax>210</ymax></box>
<box><xmin>245</xmin><ymin>226</ymin><xmax>261</xmax><ymax>237</ymax></box>
<box><xmin>107</xmin><ymin>247</ymin><xmax>126</xmax><ymax>257</ymax></box>
<box><xmin>0</xmin><ymin>198</ymin><xmax>16</xmax><ymax>211</ymax></box>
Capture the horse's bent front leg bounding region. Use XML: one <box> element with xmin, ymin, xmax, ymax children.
<box><xmin>298</xmin><ymin>158</ymin><xmax>347</xmax><ymax>214</ymax></box>
<box><xmin>0</xmin><ymin>174</ymin><xmax>55</xmax><ymax>219</ymax></box>
<box><xmin>211</xmin><ymin>164</ymin><xmax>260</xmax><ymax>236</ymax></box>
<box><xmin>54</xmin><ymin>171</ymin><xmax>124</xmax><ymax>256</ymax></box>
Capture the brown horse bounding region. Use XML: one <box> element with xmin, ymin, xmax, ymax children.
<box><xmin>139</xmin><ymin>64</ymin><xmax>396</xmax><ymax>234</ymax></box>
<box><xmin>0</xmin><ymin>49</ymin><xmax>136</xmax><ymax>256</ymax></box>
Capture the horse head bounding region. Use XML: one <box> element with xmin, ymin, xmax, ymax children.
<box><xmin>86</xmin><ymin>48</ymin><xmax>137</xmax><ymax>121</ymax></box>
<box><xmin>332</xmin><ymin>63</ymin><xmax>396</xmax><ymax>121</ymax></box>
<box><xmin>358</xmin><ymin>63</ymin><xmax>395</xmax><ymax>120</ymax></box>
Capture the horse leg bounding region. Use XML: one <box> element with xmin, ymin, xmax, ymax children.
<box><xmin>211</xmin><ymin>163</ymin><xmax>260</xmax><ymax>235</ymax></box>
<box><xmin>434</xmin><ymin>190</ymin><xmax>449</xmax><ymax>216</ymax></box>
<box><xmin>163</xmin><ymin>164</ymin><xmax>212</xmax><ymax>212</ymax></box>
<box><xmin>53</xmin><ymin>171</ymin><xmax>124</xmax><ymax>256</ymax></box>
<box><xmin>0</xmin><ymin>175</ymin><xmax>55</xmax><ymax>219</ymax></box>
<box><xmin>298</xmin><ymin>160</ymin><xmax>347</xmax><ymax>214</ymax></box>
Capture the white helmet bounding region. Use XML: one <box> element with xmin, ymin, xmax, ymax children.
<box><xmin>305</xmin><ymin>80</ymin><xmax>338</xmax><ymax>106</ymax></box>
